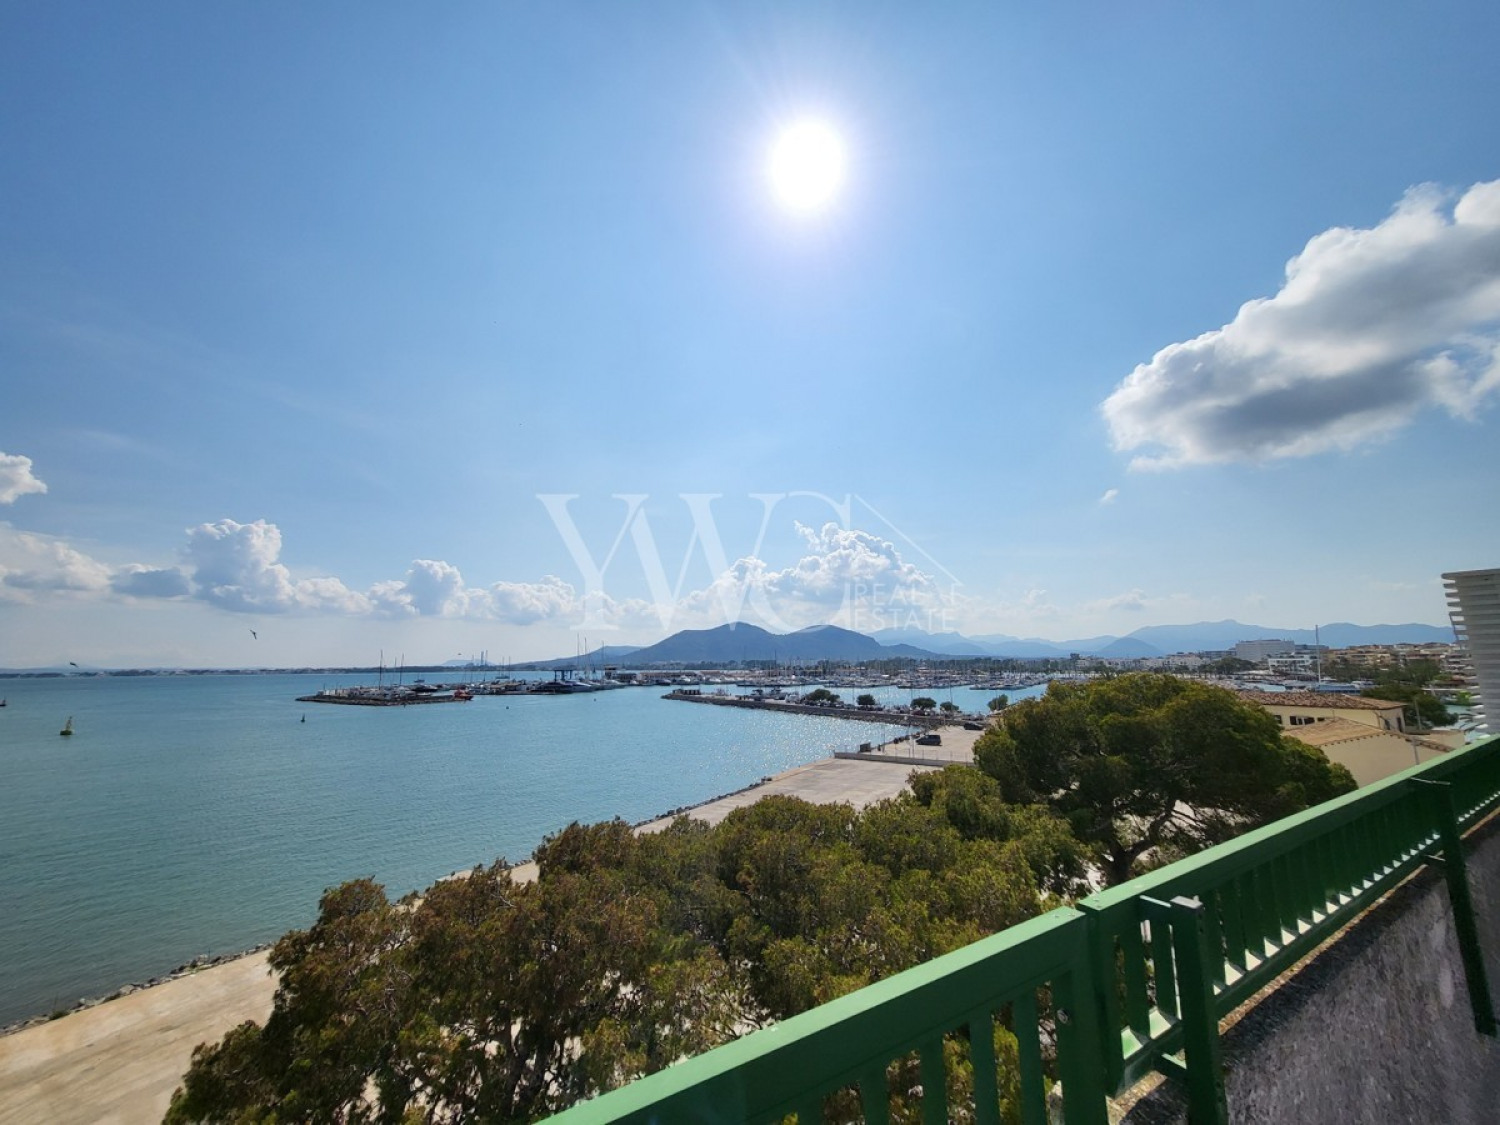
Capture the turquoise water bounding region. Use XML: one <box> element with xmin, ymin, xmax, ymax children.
<box><xmin>0</xmin><ymin>674</ymin><xmax>934</xmax><ymax>1025</ymax></box>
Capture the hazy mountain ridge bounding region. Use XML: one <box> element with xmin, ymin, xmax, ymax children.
<box><xmin>532</xmin><ymin>618</ymin><xmax>1452</xmax><ymax>666</ymax></box>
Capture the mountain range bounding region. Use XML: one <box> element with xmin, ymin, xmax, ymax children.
<box><xmin>528</xmin><ymin>618</ymin><xmax>1452</xmax><ymax>667</ymax></box>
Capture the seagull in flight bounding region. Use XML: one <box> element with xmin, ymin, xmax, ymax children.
<box><xmin>250</xmin><ymin>630</ymin><xmax>258</xmax><ymax>640</ymax></box>
<box><xmin>69</xmin><ymin>661</ymin><xmax>78</xmax><ymax>667</ymax></box>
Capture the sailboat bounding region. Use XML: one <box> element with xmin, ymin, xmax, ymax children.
<box><xmin>60</xmin><ymin>717</ymin><xmax>73</xmax><ymax>737</ymax></box>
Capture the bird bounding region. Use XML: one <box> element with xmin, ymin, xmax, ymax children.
<box><xmin>250</xmin><ymin>630</ymin><xmax>258</xmax><ymax>640</ymax></box>
<box><xmin>68</xmin><ymin>661</ymin><xmax>78</xmax><ymax>667</ymax></box>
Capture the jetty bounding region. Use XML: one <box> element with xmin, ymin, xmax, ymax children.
<box><xmin>663</xmin><ymin>688</ymin><xmax>958</xmax><ymax>729</ymax></box>
<box><xmin>296</xmin><ymin>685</ymin><xmax>472</xmax><ymax>706</ymax></box>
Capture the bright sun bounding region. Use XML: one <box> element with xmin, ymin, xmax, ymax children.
<box><xmin>768</xmin><ymin>120</ymin><xmax>846</xmax><ymax>214</ymax></box>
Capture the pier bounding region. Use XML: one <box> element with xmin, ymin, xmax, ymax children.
<box><xmin>663</xmin><ymin>688</ymin><xmax>958</xmax><ymax>729</ymax></box>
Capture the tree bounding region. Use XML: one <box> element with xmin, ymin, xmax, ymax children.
<box><xmin>911</xmin><ymin>697</ymin><xmax>937</xmax><ymax>712</ymax></box>
<box><xmin>856</xmin><ymin>693</ymin><xmax>878</xmax><ymax>709</ymax></box>
<box><xmin>939</xmin><ymin>701</ymin><xmax>960</xmax><ymax>715</ymax></box>
<box><xmin>1204</xmin><ymin>656</ymin><xmax>1256</xmax><ymax>675</ymax></box>
<box><xmin>988</xmin><ymin>694</ymin><xmax>1010</xmax><ymax>712</ymax></box>
<box><xmin>803</xmin><ymin>688</ymin><xmax>841</xmax><ymax>706</ymax></box>
<box><xmin>169</xmin><ymin>794</ymin><xmax>1084</xmax><ymax>1123</ymax></box>
<box><xmin>1360</xmin><ymin>684</ymin><xmax>1453</xmax><ymax>729</ymax></box>
<box><xmin>974</xmin><ymin>673</ymin><xmax>1356</xmax><ymax>886</ymax></box>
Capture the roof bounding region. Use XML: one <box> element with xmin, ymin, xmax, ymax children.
<box><xmin>1283</xmin><ymin>717</ymin><xmax>1453</xmax><ymax>754</ymax></box>
<box><xmin>1280</xmin><ymin>718</ymin><xmax>1382</xmax><ymax>747</ymax></box>
<box><xmin>1237</xmin><ymin>690</ymin><xmax>1405</xmax><ymax>711</ymax></box>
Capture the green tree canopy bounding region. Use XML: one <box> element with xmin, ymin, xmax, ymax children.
<box><xmin>856</xmin><ymin>693</ymin><xmax>878</xmax><ymax>708</ymax></box>
<box><xmin>1359</xmin><ymin>683</ymin><xmax>1453</xmax><ymax>728</ymax></box>
<box><xmin>988</xmin><ymin>694</ymin><xmax>1010</xmax><ymax>712</ymax></box>
<box><xmin>802</xmin><ymin>687</ymin><xmax>841</xmax><ymax>705</ymax></box>
<box><xmin>168</xmin><ymin>785</ymin><xmax>1082</xmax><ymax>1123</ymax></box>
<box><xmin>911</xmin><ymin>696</ymin><xmax>937</xmax><ymax>712</ymax></box>
<box><xmin>973</xmin><ymin>673</ymin><xmax>1356</xmax><ymax>886</ymax></box>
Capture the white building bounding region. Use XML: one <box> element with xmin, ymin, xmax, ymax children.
<box><xmin>1444</xmin><ymin>567</ymin><xmax>1500</xmax><ymax>733</ymax></box>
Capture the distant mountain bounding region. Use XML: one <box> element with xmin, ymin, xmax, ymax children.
<box><xmin>1097</xmin><ymin>636</ymin><xmax>1164</xmax><ymax>658</ymax></box>
<box><xmin>869</xmin><ymin>627</ymin><xmax>991</xmax><ymax>656</ymax></box>
<box><xmin>524</xmin><ymin>617</ymin><xmax>1452</xmax><ymax>670</ymax></box>
<box><xmin>519</xmin><ymin>644</ymin><xmax>642</xmax><ymax>669</ymax></box>
<box><xmin>597</xmin><ymin>623</ymin><xmax>944</xmax><ymax>665</ymax></box>
<box><xmin>1115</xmin><ymin>620</ymin><xmax>1451</xmax><ymax>654</ymax></box>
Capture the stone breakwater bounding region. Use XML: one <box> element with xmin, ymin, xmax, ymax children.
<box><xmin>663</xmin><ymin>690</ymin><xmax>953</xmax><ymax>728</ymax></box>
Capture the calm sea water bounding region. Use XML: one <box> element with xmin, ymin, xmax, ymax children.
<box><xmin>0</xmin><ymin>673</ymin><xmax>1037</xmax><ymax>1026</ymax></box>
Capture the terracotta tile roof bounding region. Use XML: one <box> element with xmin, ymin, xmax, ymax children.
<box><xmin>1279</xmin><ymin>718</ymin><xmax>1379</xmax><ymax>746</ymax></box>
<box><xmin>1236</xmin><ymin>690</ymin><xmax>1405</xmax><ymax>711</ymax></box>
<box><xmin>1283</xmin><ymin>716</ymin><xmax>1453</xmax><ymax>754</ymax></box>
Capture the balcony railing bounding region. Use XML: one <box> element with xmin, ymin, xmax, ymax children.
<box><xmin>544</xmin><ymin>734</ymin><xmax>1500</xmax><ymax>1125</ymax></box>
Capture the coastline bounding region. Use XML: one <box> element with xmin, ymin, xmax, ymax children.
<box><xmin>0</xmin><ymin>730</ymin><xmax>976</xmax><ymax>1124</ymax></box>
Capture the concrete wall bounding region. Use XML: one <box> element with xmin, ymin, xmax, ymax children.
<box><xmin>1124</xmin><ymin>811</ymin><xmax>1500</xmax><ymax>1124</ymax></box>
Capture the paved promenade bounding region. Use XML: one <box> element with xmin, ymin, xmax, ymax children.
<box><xmin>0</xmin><ymin>730</ymin><xmax>978</xmax><ymax>1124</ymax></box>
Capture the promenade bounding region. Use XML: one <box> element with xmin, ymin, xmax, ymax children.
<box><xmin>0</xmin><ymin>730</ymin><xmax>979</xmax><ymax>1125</ymax></box>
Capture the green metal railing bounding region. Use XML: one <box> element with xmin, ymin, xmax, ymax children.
<box><xmin>544</xmin><ymin>734</ymin><xmax>1500</xmax><ymax>1124</ymax></box>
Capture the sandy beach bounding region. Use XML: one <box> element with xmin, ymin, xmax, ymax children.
<box><xmin>0</xmin><ymin>731</ymin><xmax>978</xmax><ymax>1125</ymax></box>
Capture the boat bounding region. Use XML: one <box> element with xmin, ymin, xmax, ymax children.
<box><xmin>60</xmin><ymin>717</ymin><xmax>73</xmax><ymax>736</ymax></box>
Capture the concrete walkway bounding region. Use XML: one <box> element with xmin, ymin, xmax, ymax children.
<box><xmin>0</xmin><ymin>731</ymin><xmax>974</xmax><ymax>1124</ymax></box>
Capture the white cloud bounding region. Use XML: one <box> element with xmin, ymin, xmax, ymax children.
<box><xmin>184</xmin><ymin>519</ymin><xmax>369</xmax><ymax>614</ymax></box>
<box><xmin>0</xmin><ymin>452</ymin><xmax>48</xmax><ymax>504</ymax></box>
<box><xmin>1103</xmin><ymin>179</ymin><xmax>1500</xmax><ymax>469</ymax></box>
<box><xmin>0</xmin><ymin>525</ymin><xmax>111</xmax><ymax>600</ymax></box>
<box><xmin>669</xmin><ymin>522</ymin><xmax>954</xmax><ymax>634</ymax></box>
<box><xmin>1099</xmin><ymin>488</ymin><xmax>1119</xmax><ymax>505</ymax></box>
<box><xmin>487</xmin><ymin>575</ymin><xmax>585</xmax><ymax>625</ymax></box>
<box><xmin>111</xmin><ymin>565</ymin><xmax>191</xmax><ymax>598</ymax></box>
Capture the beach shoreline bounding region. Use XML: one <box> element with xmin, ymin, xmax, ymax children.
<box><xmin>0</xmin><ymin>729</ymin><xmax>978</xmax><ymax>1124</ymax></box>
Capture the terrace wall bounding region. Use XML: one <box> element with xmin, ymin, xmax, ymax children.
<box><xmin>1125</xmin><ymin>811</ymin><xmax>1500</xmax><ymax>1123</ymax></box>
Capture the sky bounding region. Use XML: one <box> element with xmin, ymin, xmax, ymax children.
<box><xmin>2</xmin><ymin>3</ymin><xmax>1498</xmax><ymax>668</ymax></box>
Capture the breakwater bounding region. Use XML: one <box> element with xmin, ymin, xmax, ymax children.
<box><xmin>664</xmin><ymin>689</ymin><xmax>952</xmax><ymax>729</ymax></box>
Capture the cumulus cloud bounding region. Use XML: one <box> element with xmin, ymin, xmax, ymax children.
<box><xmin>0</xmin><ymin>452</ymin><xmax>47</xmax><ymax>504</ymax></box>
<box><xmin>672</xmin><ymin>522</ymin><xmax>953</xmax><ymax>633</ymax></box>
<box><xmin>488</xmin><ymin>575</ymin><xmax>586</xmax><ymax>625</ymax></box>
<box><xmin>185</xmin><ymin>519</ymin><xmax>369</xmax><ymax>614</ymax></box>
<box><xmin>1103</xmin><ymin>179</ymin><xmax>1500</xmax><ymax>468</ymax></box>
<box><xmin>111</xmin><ymin>565</ymin><xmax>191</xmax><ymax>598</ymax></box>
<box><xmin>0</xmin><ymin>525</ymin><xmax>111</xmax><ymax>600</ymax></box>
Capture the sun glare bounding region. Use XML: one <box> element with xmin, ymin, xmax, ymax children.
<box><xmin>768</xmin><ymin>120</ymin><xmax>846</xmax><ymax>214</ymax></box>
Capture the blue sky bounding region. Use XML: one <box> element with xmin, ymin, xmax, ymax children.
<box><xmin>2</xmin><ymin>3</ymin><xmax>1497</xmax><ymax>667</ymax></box>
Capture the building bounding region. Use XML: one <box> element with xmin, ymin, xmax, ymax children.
<box><xmin>1233</xmin><ymin>638</ymin><xmax>1297</xmax><ymax>663</ymax></box>
<box><xmin>1235</xmin><ymin>689</ymin><xmax>1444</xmax><ymax>787</ymax></box>
<box><xmin>1445</xmin><ymin>567</ymin><xmax>1499</xmax><ymax>733</ymax></box>
<box><xmin>1236</xmin><ymin>689</ymin><xmax>1407</xmax><ymax>733</ymax></box>
<box><xmin>1277</xmin><ymin>717</ymin><xmax>1456</xmax><ymax>786</ymax></box>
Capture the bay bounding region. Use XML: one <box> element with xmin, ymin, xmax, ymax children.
<box><xmin>0</xmin><ymin>672</ymin><xmax>1032</xmax><ymax>1027</ymax></box>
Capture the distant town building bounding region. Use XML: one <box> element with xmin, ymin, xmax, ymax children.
<box><xmin>1266</xmin><ymin>652</ymin><xmax>1319</xmax><ymax>677</ymax></box>
<box><xmin>1234</xmin><ymin>639</ymin><xmax>1297</xmax><ymax>663</ymax></box>
<box><xmin>1444</xmin><ymin>567</ymin><xmax>1499</xmax><ymax>733</ymax></box>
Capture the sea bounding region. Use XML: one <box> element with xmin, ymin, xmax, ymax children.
<box><xmin>0</xmin><ymin>672</ymin><xmax>1042</xmax><ymax>1027</ymax></box>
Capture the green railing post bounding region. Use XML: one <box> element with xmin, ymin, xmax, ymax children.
<box><xmin>1143</xmin><ymin>895</ymin><xmax>1227</xmax><ymax>1125</ymax></box>
<box><xmin>1052</xmin><ymin>956</ymin><xmax>1110</xmax><ymax>1125</ymax></box>
<box><xmin>1412</xmin><ymin>778</ymin><xmax>1499</xmax><ymax>1037</ymax></box>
